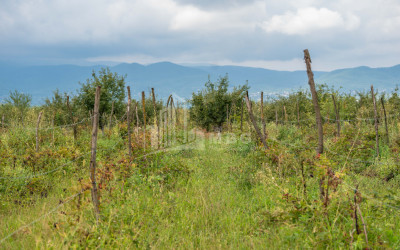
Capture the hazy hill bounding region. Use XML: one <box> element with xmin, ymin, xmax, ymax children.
<box><xmin>0</xmin><ymin>62</ymin><xmax>399</xmax><ymax>104</ymax></box>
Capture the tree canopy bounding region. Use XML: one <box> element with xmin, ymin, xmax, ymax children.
<box><xmin>190</xmin><ymin>75</ymin><xmax>248</xmax><ymax>131</ymax></box>
<box><xmin>75</xmin><ymin>67</ymin><xmax>126</xmax><ymax>127</ymax></box>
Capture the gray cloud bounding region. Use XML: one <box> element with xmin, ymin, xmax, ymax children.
<box><xmin>0</xmin><ymin>0</ymin><xmax>399</xmax><ymax>70</ymax></box>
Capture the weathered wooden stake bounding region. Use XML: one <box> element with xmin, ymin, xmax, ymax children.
<box><xmin>90</xmin><ymin>86</ymin><xmax>101</xmax><ymax>223</ymax></box>
<box><xmin>381</xmin><ymin>96</ymin><xmax>389</xmax><ymax>144</ymax></box>
<box><xmin>36</xmin><ymin>111</ymin><xmax>43</xmax><ymax>153</ymax></box>
<box><xmin>354</xmin><ymin>188</ymin><xmax>361</xmax><ymax>235</ymax></box>
<box><xmin>244</xmin><ymin>92</ymin><xmax>268</xmax><ymax>149</ymax></box>
<box><xmin>1</xmin><ymin>114</ymin><xmax>4</xmax><ymax>130</ymax></box>
<box><xmin>304</xmin><ymin>49</ymin><xmax>323</xmax><ymax>154</ymax></box>
<box><xmin>371</xmin><ymin>85</ymin><xmax>379</xmax><ymax>157</ymax></box>
<box><xmin>142</xmin><ymin>91</ymin><xmax>146</xmax><ymax>149</ymax></box>
<box><xmin>357</xmin><ymin>204</ymin><xmax>369</xmax><ymax>246</ymax></box>
<box><xmin>261</xmin><ymin>92</ymin><xmax>267</xmax><ymax>139</ymax></box>
<box><xmin>151</xmin><ymin>88</ymin><xmax>159</xmax><ymax>148</ymax></box>
<box><xmin>275</xmin><ymin>109</ymin><xmax>278</xmax><ymax>125</ymax></box>
<box><xmin>127</xmin><ymin>87</ymin><xmax>132</xmax><ymax>157</ymax></box>
<box><xmin>332</xmin><ymin>94</ymin><xmax>341</xmax><ymax>137</ymax></box>
<box><xmin>108</xmin><ymin>101</ymin><xmax>114</xmax><ymax>131</ymax></box>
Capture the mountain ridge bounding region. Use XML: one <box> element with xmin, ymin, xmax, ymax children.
<box><xmin>0</xmin><ymin>62</ymin><xmax>399</xmax><ymax>104</ymax></box>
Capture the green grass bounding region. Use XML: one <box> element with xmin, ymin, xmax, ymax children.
<box><xmin>1</xmin><ymin>124</ymin><xmax>400</xmax><ymax>248</ymax></box>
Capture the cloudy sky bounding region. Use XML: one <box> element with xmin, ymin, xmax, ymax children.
<box><xmin>1</xmin><ymin>0</ymin><xmax>399</xmax><ymax>70</ymax></box>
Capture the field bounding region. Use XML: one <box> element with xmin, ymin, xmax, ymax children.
<box><xmin>1</xmin><ymin>71</ymin><xmax>400</xmax><ymax>249</ymax></box>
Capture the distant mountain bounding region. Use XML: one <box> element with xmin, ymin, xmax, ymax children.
<box><xmin>0</xmin><ymin>62</ymin><xmax>399</xmax><ymax>104</ymax></box>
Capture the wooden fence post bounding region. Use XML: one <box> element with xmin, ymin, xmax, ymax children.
<box><xmin>381</xmin><ymin>96</ymin><xmax>389</xmax><ymax>144</ymax></box>
<box><xmin>90</xmin><ymin>86</ymin><xmax>101</xmax><ymax>223</ymax></box>
<box><xmin>151</xmin><ymin>88</ymin><xmax>159</xmax><ymax>148</ymax></box>
<box><xmin>244</xmin><ymin>92</ymin><xmax>268</xmax><ymax>149</ymax></box>
<box><xmin>371</xmin><ymin>85</ymin><xmax>379</xmax><ymax>157</ymax></box>
<box><xmin>275</xmin><ymin>109</ymin><xmax>278</xmax><ymax>125</ymax></box>
<box><xmin>304</xmin><ymin>49</ymin><xmax>325</xmax><ymax>201</ymax></box>
<box><xmin>142</xmin><ymin>91</ymin><xmax>146</xmax><ymax>150</ymax></box>
<box><xmin>1</xmin><ymin>114</ymin><xmax>4</xmax><ymax>130</ymax></box>
<box><xmin>261</xmin><ymin>92</ymin><xmax>267</xmax><ymax>139</ymax></box>
<box><xmin>127</xmin><ymin>86</ymin><xmax>132</xmax><ymax>157</ymax></box>
<box><xmin>332</xmin><ymin>94</ymin><xmax>341</xmax><ymax>137</ymax></box>
<box><xmin>304</xmin><ymin>49</ymin><xmax>323</xmax><ymax>154</ymax></box>
<box><xmin>36</xmin><ymin>111</ymin><xmax>43</xmax><ymax>153</ymax></box>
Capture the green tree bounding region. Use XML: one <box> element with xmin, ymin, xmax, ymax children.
<box><xmin>43</xmin><ymin>89</ymin><xmax>70</xmax><ymax>126</ymax></box>
<box><xmin>5</xmin><ymin>90</ymin><xmax>32</xmax><ymax>125</ymax></box>
<box><xmin>75</xmin><ymin>67</ymin><xmax>126</xmax><ymax>128</ymax></box>
<box><xmin>190</xmin><ymin>75</ymin><xmax>248</xmax><ymax>131</ymax></box>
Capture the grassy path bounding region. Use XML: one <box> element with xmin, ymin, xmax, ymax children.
<box><xmin>3</xmin><ymin>135</ymin><xmax>398</xmax><ymax>248</ymax></box>
<box><xmin>103</xmin><ymin>138</ymin><xmax>305</xmax><ymax>249</ymax></box>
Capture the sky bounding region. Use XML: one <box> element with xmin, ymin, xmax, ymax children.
<box><xmin>0</xmin><ymin>0</ymin><xmax>400</xmax><ymax>71</ymax></box>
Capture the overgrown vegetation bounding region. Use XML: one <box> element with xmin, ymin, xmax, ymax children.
<box><xmin>1</xmin><ymin>69</ymin><xmax>400</xmax><ymax>248</ymax></box>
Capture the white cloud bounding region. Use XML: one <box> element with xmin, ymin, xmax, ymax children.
<box><xmin>262</xmin><ymin>7</ymin><xmax>359</xmax><ymax>35</ymax></box>
<box><xmin>170</xmin><ymin>6</ymin><xmax>214</xmax><ymax>30</ymax></box>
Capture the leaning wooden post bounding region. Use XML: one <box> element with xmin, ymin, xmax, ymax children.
<box><xmin>304</xmin><ymin>49</ymin><xmax>323</xmax><ymax>154</ymax></box>
<box><xmin>90</xmin><ymin>86</ymin><xmax>101</xmax><ymax>223</ymax></box>
<box><xmin>332</xmin><ymin>94</ymin><xmax>341</xmax><ymax>137</ymax></box>
<box><xmin>275</xmin><ymin>109</ymin><xmax>278</xmax><ymax>125</ymax></box>
<box><xmin>142</xmin><ymin>91</ymin><xmax>146</xmax><ymax>150</ymax></box>
<box><xmin>166</xmin><ymin>95</ymin><xmax>173</xmax><ymax>146</ymax></box>
<box><xmin>151</xmin><ymin>88</ymin><xmax>159</xmax><ymax>148</ymax></box>
<box><xmin>127</xmin><ymin>87</ymin><xmax>132</xmax><ymax>157</ymax></box>
<box><xmin>381</xmin><ymin>96</ymin><xmax>389</xmax><ymax>144</ymax></box>
<box><xmin>304</xmin><ymin>49</ymin><xmax>325</xmax><ymax>201</ymax></box>
<box><xmin>371</xmin><ymin>85</ymin><xmax>379</xmax><ymax>157</ymax></box>
<box><xmin>244</xmin><ymin>92</ymin><xmax>268</xmax><ymax>149</ymax></box>
<box><xmin>261</xmin><ymin>92</ymin><xmax>267</xmax><ymax>139</ymax></box>
<box><xmin>66</xmin><ymin>96</ymin><xmax>77</xmax><ymax>142</ymax></box>
<box><xmin>108</xmin><ymin>101</ymin><xmax>114</xmax><ymax>131</ymax></box>
<box><xmin>36</xmin><ymin>111</ymin><xmax>43</xmax><ymax>153</ymax></box>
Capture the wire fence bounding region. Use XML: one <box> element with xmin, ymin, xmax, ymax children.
<box><xmin>0</xmin><ymin>125</ymin><xmax>198</xmax><ymax>245</ymax></box>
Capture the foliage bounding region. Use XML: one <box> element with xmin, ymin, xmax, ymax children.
<box><xmin>190</xmin><ymin>75</ymin><xmax>248</xmax><ymax>131</ymax></box>
<box><xmin>4</xmin><ymin>90</ymin><xmax>32</xmax><ymax>125</ymax></box>
<box><xmin>75</xmin><ymin>67</ymin><xmax>126</xmax><ymax>127</ymax></box>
